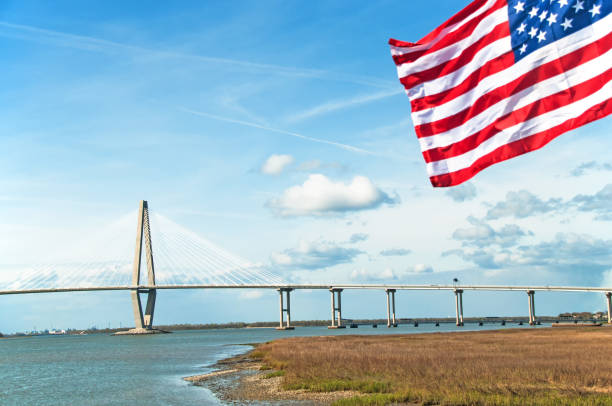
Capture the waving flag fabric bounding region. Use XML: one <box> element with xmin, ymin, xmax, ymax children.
<box><xmin>389</xmin><ymin>0</ymin><xmax>611</xmax><ymax>187</ymax></box>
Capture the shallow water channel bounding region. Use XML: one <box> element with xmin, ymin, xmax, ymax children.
<box><xmin>0</xmin><ymin>323</ymin><xmax>547</xmax><ymax>405</ymax></box>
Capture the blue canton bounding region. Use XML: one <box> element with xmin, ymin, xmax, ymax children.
<box><xmin>508</xmin><ymin>0</ymin><xmax>611</xmax><ymax>61</ymax></box>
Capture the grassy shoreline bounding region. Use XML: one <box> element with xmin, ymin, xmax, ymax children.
<box><xmin>248</xmin><ymin>328</ymin><xmax>612</xmax><ymax>405</ymax></box>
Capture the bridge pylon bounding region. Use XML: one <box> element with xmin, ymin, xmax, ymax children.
<box><xmin>116</xmin><ymin>200</ymin><xmax>167</xmax><ymax>335</ymax></box>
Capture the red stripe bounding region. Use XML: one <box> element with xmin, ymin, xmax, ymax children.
<box><xmin>389</xmin><ymin>0</ymin><xmax>489</xmax><ymax>49</ymax></box>
<box><xmin>410</xmin><ymin>51</ymin><xmax>514</xmax><ymax>113</ymax></box>
<box><xmin>422</xmin><ymin>68</ymin><xmax>612</xmax><ymax>163</ymax></box>
<box><xmin>392</xmin><ymin>48</ymin><xmax>428</xmax><ymax>65</ymax></box>
<box><xmin>414</xmin><ymin>33</ymin><xmax>612</xmax><ymax>138</ymax></box>
<box><xmin>392</xmin><ymin>0</ymin><xmax>506</xmax><ymax>66</ymax></box>
<box><xmin>399</xmin><ymin>23</ymin><xmax>509</xmax><ymax>91</ymax></box>
<box><xmin>418</xmin><ymin>0</ymin><xmax>489</xmax><ymax>44</ymax></box>
<box><xmin>428</xmin><ymin>98</ymin><xmax>612</xmax><ymax>187</ymax></box>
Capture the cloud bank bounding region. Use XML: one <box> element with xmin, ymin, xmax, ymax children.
<box><xmin>271</xmin><ymin>240</ymin><xmax>363</xmax><ymax>270</ymax></box>
<box><xmin>445</xmin><ymin>182</ymin><xmax>477</xmax><ymax>202</ymax></box>
<box><xmin>485</xmin><ymin>185</ymin><xmax>611</xmax><ymax>221</ymax></box>
<box><xmin>379</xmin><ymin>248</ymin><xmax>411</xmax><ymax>256</ymax></box>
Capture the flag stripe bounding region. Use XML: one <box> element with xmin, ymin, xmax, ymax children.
<box><xmin>406</xmin><ymin>36</ymin><xmax>511</xmax><ymax>102</ymax></box>
<box><xmin>409</xmin><ymin>51</ymin><xmax>514</xmax><ymax>113</ymax></box>
<box><xmin>390</xmin><ymin>0</ymin><xmax>612</xmax><ymax>187</ymax></box>
<box><xmin>422</xmin><ymin>67</ymin><xmax>612</xmax><ymax>163</ymax></box>
<box><xmin>392</xmin><ymin>0</ymin><xmax>506</xmax><ymax>66</ymax></box>
<box><xmin>410</xmin><ymin>14</ymin><xmax>612</xmax><ymax>127</ymax></box>
<box><xmin>399</xmin><ymin>22</ymin><xmax>510</xmax><ymax>91</ymax></box>
<box><xmin>428</xmin><ymin>98</ymin><xmax>612</xmax><ymax>187</ymax></box>
<box><xmin>389</xmin><ymin>0</ymin><xmax>494</xmax><ymax>52</ymax></box>
<box><xmin>427</xmin><ymin>79</ymin><xmax>611</xmax><ymax>176</ymax></box>
<box><xmin>416</xmin><ymin>33</ymin><xmax>612</xmax><ymax>142</ymax></box>
<box><xmin>408</xmin><ymin>37</ymin><xmax>511</xmax><ymax>119</ymax></box>
<box><xmin>396</xmin><ymin>7</ymin><xmax>509</xmax><ymax>82</ymax></box>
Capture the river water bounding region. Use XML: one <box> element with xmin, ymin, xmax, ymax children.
<box><xmin>1</xmin><ymin>323</ymin><xmax>543</xmax><ymax>405</ymax></box>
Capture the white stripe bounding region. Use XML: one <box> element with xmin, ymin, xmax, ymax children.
<box><xmin>410</xmin><ymin>12</ymin><xmax>612</xmax><ymax>126</ymax></box>
<box><xmin>406</xmin><ymin>36</ymin><xmax>511</xmax><ymax>101</ymax></box>
<box><xmin>390</xmin><ymin>0</ymin><xmax>499</xmax><ymax>56</ymax></box>
<box><xmin>418</xmin><ymin>46</ymin><xmax>612</xmax><ymax>151</ymax></box>
<box><xmin>426</xmin><ymin>79</ymin><xmax>612</xmax><ymax>176</ymax></box>
<box><xmin>395</xmin><ymin>6</ymin><xmax>508</xmax><ymax>79</ymax></box>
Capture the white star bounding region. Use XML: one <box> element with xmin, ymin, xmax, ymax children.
<box><xmin>528</xmin><ymin>7</ymin><xmax>539</xmax><ymax>18</ymax></box>
<box><xmin>573</xmin><ymin>0</ymin><xmax>584</xmax><ymax>13</ymax></box>
<box><xmin>547</xmin><ymin>13</ymin><xmax>558</xmax><ymax>25</ymax></box>
<box><xmin>528</xmin><ymin>26</ymin><xmax>539</xmax><ymax>38</ymax></box>
<box><xmin>537</xmin><ymin>30</ymin><xmax>547</xmax><ymax>42</ymax></box>
<box><xmin>561</xmin><ymin>17</ymin><xmax>573</xmax><ymax>30</ymax></box>
<box><xmin>558</xmin><ymin>0</ymin><xmax>568</xmax><ymax>7</ymax></box>
<box><xmin>539</xmin><ymin>10</ymin><xmax>548</xmax><ymax>22</ymax></box>
<box><xmin>514</xmin><ymin>1</ymin><xmax>525</xmax><ymax>13</ymax></box>
<box><xmin>520</xmin><ymin>43</ymin><xmax>528</xmax><ymax>54</ymax></box>
<box><xmin>517</xmin><ymin>22</ymin><xmax>527</xmax><ymax>34</ymax></box>
<box><xmin>589</xmin><ymin>4</ymin><xmax>601</xmax><ymax>17</ymax></box>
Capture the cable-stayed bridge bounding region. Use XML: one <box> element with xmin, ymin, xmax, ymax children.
<box><xmin>1</xmin><ymin>201</ymin><xmax>611</xmax><ymax>333</ymax></box>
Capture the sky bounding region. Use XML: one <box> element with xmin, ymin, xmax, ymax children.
<box><xmin>0</xmin><ymin>0</ymin><xmax>610</xmax><ymax>333</ymax></box>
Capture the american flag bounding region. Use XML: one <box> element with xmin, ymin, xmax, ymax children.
<box><xmin>389</xmin><ymin>0</ymin><xmax>611</xmax><ymax>187</ymax></box>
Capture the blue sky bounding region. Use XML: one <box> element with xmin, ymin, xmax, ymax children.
<box><xmin>0</xmin><ymin>0</ymin><xmax>611</xmax><ymax>333</ymax></box>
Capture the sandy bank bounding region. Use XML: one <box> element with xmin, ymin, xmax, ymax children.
<box><xmin>183</xmin><ymin>349</ymin><xmax>360</xmax><ymax>405</ymax></box>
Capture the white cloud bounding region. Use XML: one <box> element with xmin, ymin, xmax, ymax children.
<box><xmin>483</xmin><ymin>185</ymin><xmax>612</xmax><ymax>221</ymax></box>
<box><xmin>451</xmin><ymin>216</ymin><xmax>530</xmax><ymax>248</ymax></box>
<box><xmin>348</xmin><ymin>233</ymin><xmax>369</xmax><ymax>243</ymax></box>
<box><xmin>350</xmin><ymin>267</ymin><xmax>397</xmax><ymax>282</ymax></box>
<box><xmin>271</xmin><ymin>239</ymin><xmax>362</xmax><ymax>270</ymax></box>
<box><xmin>445</xmin><ymin>182</ymin><xmax>477</xmax><ymax>202</ymax></box>
<box><xmin>350</xmin><ymin>264</ymin><xmax>433</xmax><ymax>282</ymax></box>
<box><xmin>570</xmin><ymin>161</ymin><xmax>612</xmax><ymax>177</ymax></box>
<box><xmin>261</xmin><ymin>154</ymin><xmax>294</xmax><ymax>175</ymax></box>
<box><xmin>486</xmin><ymin>190</ymin><xmax>562</xmax><ymax>219</ymax></box>
<box><xmin>379</xmin><ymin>248</ymin><xmax>411</xmax><ymax>256</ymax></box>
<box><xmin>411</xmin><ymin>263</ymin><xmax>433</xmax><ymax>274</ymax></box>
<box><xmin>267</xmin><ymin>174</ymin><xmax>396</xmax><ymax>216</ymax></box>
<box><xmin>444</xmin><ymin>232</ymin><xmax>612</xmax><ymax>280</ymax></box>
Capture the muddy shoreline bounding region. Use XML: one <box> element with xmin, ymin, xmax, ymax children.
<box><xmin>183</xmin><ymin>347</ymin><xmax>359</xmax><ymax>405</ymax></box>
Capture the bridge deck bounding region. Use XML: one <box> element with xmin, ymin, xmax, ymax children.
<box><xmin>1</xmin><ymin>284</ymin><xmax>611</xmax><ymax>295</ymax></box>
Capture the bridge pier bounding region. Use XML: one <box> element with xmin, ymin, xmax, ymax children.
<box><xmin>527</xmin><ymin>290</ymin><xmax>536</xmax><ymax>325</ymax></box>
<box><xmin>276</xmin><ymin>288</ymin><xmax>294</xmax><ymax>330</ymax></box>
<box><xmin>454</xmin><ymin>289</ymin><xmax>464</xmax><ymax>326</ymax></box>
<box><xmin>386</xmin><ymin>289</ymin><xmax>397</xmax><ymax>327</ymax></box>
<box><xmin>131</xmin><ymin>290</ymin><xmax>144</xmax><ymax>329</ymax></box>
<box><xmin>328</xmin><ymin>288</ymin><xmax>345</xmax><ymax>329</ymax></box>
<box><xmin>116</xmin><ymin>200</ymin><xmax>166</xmax><ymax>335</ymax></box>
<box><xmin>606</xmin><ymin>292</ymin><xmax>611</xmax><ymax>324</ymax></box>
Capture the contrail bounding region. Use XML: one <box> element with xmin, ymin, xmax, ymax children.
<box><xmin>286</xmin><ymin>88</ymin><xmax>404</xmax><ymax>123</ymax></box>
<box><xmin>179</xmin><ymin>107</ymin><xmax>376</xmax><ymax>155</ymax></box>
<box><xmin>0</xmin><ymin>21</ymin><xmax>395</xmax><ymax>88</ymax></box>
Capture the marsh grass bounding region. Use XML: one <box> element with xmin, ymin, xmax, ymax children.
<box><xmin>263</xmin><ymin>370</ymin><xmax>285</xmax><ymax>379</ymax></box>
<box><xmin>255</xmin><ymin>328</ymin><xmax>612</xmax><ymax>405</ymax></box>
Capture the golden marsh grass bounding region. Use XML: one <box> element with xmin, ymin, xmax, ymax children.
<box><xmin>255</xmin><ymin>328</ymin><xmax>612</xmax><ymax>405</ymax></box>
